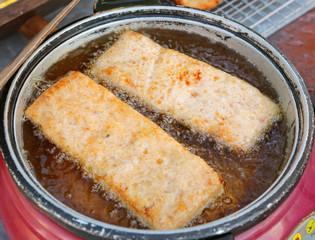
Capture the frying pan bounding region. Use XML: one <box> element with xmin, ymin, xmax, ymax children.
<box><xmin>0</xmin><ymin>1</ymin><xmax>314</xmax><ymax>239</ymax></box>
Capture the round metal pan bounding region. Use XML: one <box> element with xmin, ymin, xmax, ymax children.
<box><xmin>0</xmin><ymin>5</ymin><xmax>314</xmax><ymax>240</ymax></box>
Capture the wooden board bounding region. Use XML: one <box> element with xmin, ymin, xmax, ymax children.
<box><xmin>0</xmin><ymin>0</ymin><xmax>71</xmax><ymax>39</ymax></box>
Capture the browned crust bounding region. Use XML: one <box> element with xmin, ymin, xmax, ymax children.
<box><xmin>172</xmin><ymin>0</ymin><xmax>222</xmax><ymax>10</ymax></box>
<box><xmin>25</xmin><ymin>71</ymin><xmax>224</xmax><ymax>230</ymax></box>
<box><xmin>90</xmin><ymin>31</ymin><xmax>281</xmax><ymax>152</ymax></box>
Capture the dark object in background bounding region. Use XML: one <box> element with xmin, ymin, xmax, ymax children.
<box><xmin>0</xmin><ymin>0</ymin><xmax>71</xmax><ymax>39</ymax></box>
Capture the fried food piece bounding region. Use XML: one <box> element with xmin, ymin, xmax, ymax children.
<box><xmin>172</xmin><ymin>0</ymin><xmax>222</xmax><ymax>10</ymax></box>
<box><xmin>90</xmin><ymin>31</ymin><xmax>280</xmax><ymax>152</ymax></box>
<box><xmin>25</xmin><ymin>71</ymin><xmax>223</xmax><ymax>230</ymax></box>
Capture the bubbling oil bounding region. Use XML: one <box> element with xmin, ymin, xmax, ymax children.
<box><xmin>22</xmin><ymin>28</ymin><xmax>287</xmax><ymax>229</ymax></box>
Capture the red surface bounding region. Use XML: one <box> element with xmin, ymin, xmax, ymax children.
<box><xmin>0</xmin><ymin>152</ymin><xmax>83</xmax><ymax>240</ymax></box>
<box><xmin>0</xmin><ymin>142</ymin><xmax>314</xmax><ymax>239</ymax></box>
<box><xmin>269</xmin><ymin>9</ymin><xmax>315</xmax><ymax>106</ymax></box>
<box><xmin>236</xmin><ymin>141</ymin><xmax>315</xmax><ymax>240</ymax></box>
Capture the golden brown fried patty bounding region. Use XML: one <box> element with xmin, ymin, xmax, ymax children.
<box><xmin>25</xmin><ymin>71</ymin><xmax>223</xmax><ymax>230</ymax></box>
<box><xmin>172</xmin><ymin>0</ymin><xmax>222</xmax><ymax>10</ymax></box>
<box><xmin>90</xmin><ymin>31</ymin><xmax>280</xmax><ymax>152</ymax></box>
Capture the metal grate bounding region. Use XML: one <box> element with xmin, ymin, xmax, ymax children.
<box><xmin>213</xmin><ymin>0</ymin><xmax>315</xmax><ymax>37</ymax></box>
